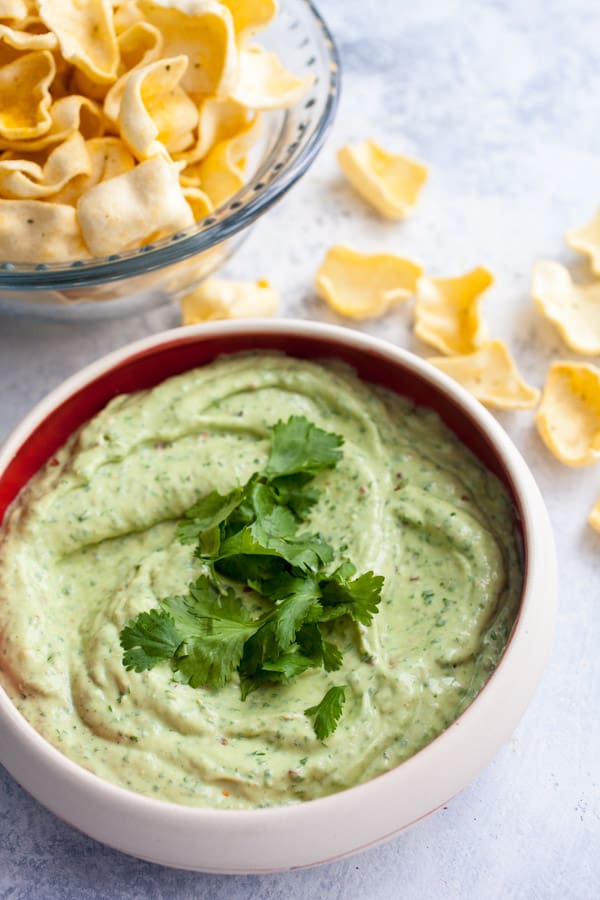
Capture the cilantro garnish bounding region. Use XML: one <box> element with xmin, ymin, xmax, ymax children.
<box><xmin>305</xmin><ymin>686</ymin><xmax>347</xmax><ymax>742</ymax></box>
<box><xmin>120</xmin><ymin>416</ymin><xmax>384</xmax><ymax>741</ymax></box>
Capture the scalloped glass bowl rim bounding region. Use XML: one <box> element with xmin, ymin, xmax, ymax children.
<box><xmin>0</xmin><ymin>0</ymin><xmax>340</xmax><ymax>292</ymax></box>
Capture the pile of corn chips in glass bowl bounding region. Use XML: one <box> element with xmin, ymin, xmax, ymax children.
<box><xmin>0</xmin><ymin>0</ymin><xmax>339</xmax><ymax>319</ymax></box>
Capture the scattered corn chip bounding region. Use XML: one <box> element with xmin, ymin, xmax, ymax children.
<box><xmin>77</xmin><ymin>155</ymin><xmax>193</xmax><ymax>256</ymax></box>
<box><xmin>0</xmin><ymin>198</ymin><xmax>90</xmax><ymax>261</ymax></box>
<box><xmin>38</xmin><ymin>0</ymin><xmax>118</xmax><ymax>83</ymax></box>
<box><xmin>415</xmin><ymin>267</ymin><xmax>493</xmax><ymax>355</ymax></box>
<box><xmin>338</xmin><ymin>139</ymin><xmax>428</xmax><ymax>220</ymax></box>
<box><xmin>0</xmin><ymin>49</ymin><xmax>55</xmax><ymax>140</ymax></box>
<box><xmin>315</xmin><ymin>244</ymin><xmax>422</xmax><ymax>320</ymax></box>
<box><xmin>536</xmin><ymin>361</ymin><xmax>600</xmax><ymax>466</ymax></box>
<box><xmin>50</xmin><ymin>136</ymin><xmax>135</xmax><ymax>205</ymax></box>
<box><xmin>566</xmin><ymin>209</ymin><xmax>600</xmax><ymax>275</ymax></box>
<box><xmin>221</xmin><ymin>0</ymin><xmax>277</xmax><ymax>39</ymax></box>
<box><xmin>180</xmin><ymin>277</ymin><xmax>278</xmax><ymax>323</ymax></box>
<box><xmin>428</xmin><ymin>341</ymin><xmax>540</xmax><ymax>410</ymax></box>
<box><xmin>118</xmin><ymin>55</ymin><xmax>198</xmax><ymax>159</ymax></box>
<box><xmin>588</xmin><ymin>499</ymin><xmax>600</xmax><ymax>533</ymax></box>
<box><xmin>231</xmin><ymin>45</ymin><xmax>313</xmax><ymax>109</ymax></box>
<box><xmin>195</xmin><ymin>114</ymin><xmax>261</xmax><ymax>207</ymax></box>
<box><xmin>139</xmin><ymin>0</ymin><xmax>237</xmax><ymax>95</ymax></box>
<box><xmin>532</xmin><ymin>260</ymin><xmax>600</xmax><ymax>355</ymax></box>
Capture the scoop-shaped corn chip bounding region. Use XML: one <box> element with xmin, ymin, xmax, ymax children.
<box><xmin>77</xmin><ymin>155</ymin><xmax>194</xmax><ymax>256</ymax></box>
<box><xmin>315</xmin><ymin>245</ymin><xmax>422</xmax><ymax>320</ymax></box>
<box><xmin>103</xmin><ymin>22</ymin><xmax>164</xmax><ymax>125</ymax></box>
<box><xmin>139</xmin><ymin>0</ymin><xmax>238</xmax><ymax>95</ymax></box>
<box><xmin>0</xmin><ymin>131</ymin><xmax>91</xmax><ymax>198</ymax></box>
<box><xmin>180</xmin><ymin>277</ymin><xmax>278</xmax><ymax>323</ymax></box>
<box><xmin>0</xmin><ymin>22</ymin><xmax>57</xmax><ymax>50</ymax></box>
<box><xmin>588</xmin><ymin>499</ymin><xmax>600</xmax><ymax>533</ymax></box>
<box><xmin>338</xmin><ymin>139</ymin><xmax>428</xmax><ymax>220</ymax></box>
<box><xmin>0</xmin><ymin>94</ymin><xmax>104</xmax><ymax>152</ymax></box>
<box><xmin>536</xmin><ymin>361</ymin><xmax>600</xmax><ymax>466</ymax></box>
<box><xmin>0</xmin><ymin>0</ymin><xmax>29</xmax><ymax>18</ymax></box>
<box><xmin>0</xmin><ymin>50</ymin><xmax>55</xmax><ymax>140</ymax></box>
<box><xmin>195</xmin><ymin>114</ymin><xmax>261</xmax><ymax>206</ymax></box>
<box><xmin>38</xmin><ymin>0</ymin><xmax>118</xmax><ymax>83</ymax></box>
<box><xmin>221</xmin><ymin>0</ymin><xmax>277</xmax><ymax>40</ymax></box>
<box><xmin>113</xmin><ymin>1</ymin><xmax>144</xmax><ymax>33</ymax></box>
<box><xmin>175</xmin><ymin>97</ymin><xmax>252</xmax><ymax>165</ymax></box>
<box><xmin>182</xmin><ymin>186</ymin><xmax>213</xmax><ymax>220</ymax></box>
<box><xmin>428</xmin><ymin>341</ymin><xmax>540</xmax><ymax>410</ymax></box>
<box><xmin>0</xmin><ymin>198</ymin><xmax>90</xmax><ymax>261</ymax></box>
<box><xmin>532</xmin><ymin>260</ymin><xmax>600</xmax><ymax>355</ymax></box>
<box><xmin>231</xmin><ymin>45</ymin><xmax>312</xmax><ymax>109</ymax></box>
<box><xmin>566</xmin><ymin>209</ymin><xmax>600</xmax><ymax>275</ymax></box>
<box><xmin>50</xmin><ymin>136</ymin><xmax>135</xmax><ymax>204</ymax></box>
<box><xmin>118</xmin><ymin>55</ymin><xmax>198</xmax><ymax>159</ymax></box>
<box><xmin>415</xmin><ymin>267</ymin><xmax>493</xmax><ymax>355</ymax></box>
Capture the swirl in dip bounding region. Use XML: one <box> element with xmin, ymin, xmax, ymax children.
<box><xmin>0</xmin><ymin>353</ymin><xmax>521</xmax><ymax>808</ymax></box>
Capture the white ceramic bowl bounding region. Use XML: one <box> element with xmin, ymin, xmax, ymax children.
<box><xmin>0</xmin><ymin>320</ymin><xmax>557</xmax><ymax>872</ymax></box>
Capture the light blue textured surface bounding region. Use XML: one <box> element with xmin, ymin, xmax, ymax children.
<box><xmin>1</xmin><ymin>1</ymin><xmax>599</xmax><ymax>897</ymax></box>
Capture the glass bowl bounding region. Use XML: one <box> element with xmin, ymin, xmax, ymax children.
<box><xmin>0</xmin><ymin>0</ymin><xmax>340</xmax><ymax>321</ymax></box>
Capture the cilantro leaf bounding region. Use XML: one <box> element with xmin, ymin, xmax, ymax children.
<box><xmin>271</xmin><ymin>473</ymin><xmax>320</xmax><ymax>519</ymax></box>
<box><xmin>120</xmin><ymin>609</ymin><xmax>182</xmax><ymax>672</ymax></box>
<box><xmin>305</xmin><ymin>685</ymin><xmax>347</xmax><ymax>740</ymax></box>
<box><xmin>162</xmin><ymin>578</ymin><xmax>260</xmax><ymax>688</ymax></box>
<box><xmin>266</xmin><ymin>416</ymin><xmax>344</xmax><ymax>479</ymax></box>
<box><xmin>176</xmin><ymin>486</ymin><xmax>245</xmax><ymax>545</ymax></box>
<box><xmin>319</xmin><ymin>569</ymin><xmax>384</xmax><ymax>626</ymax></box>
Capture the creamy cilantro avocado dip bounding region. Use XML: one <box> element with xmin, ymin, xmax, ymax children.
<box><xmin>0</xmin><ymin>353</ymin><xmax>521</xmax><ymax>808</ymax></box>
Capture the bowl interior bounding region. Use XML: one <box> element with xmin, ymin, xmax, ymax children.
<box><xmin>0</xmin><ymin>329</ymin><xmax>525</xmax><ymax>545</ymax></box>
<box><xmin>0</xmin><ymin>0</ymin><xmax>340</xmax><ymax>313</ymax></box>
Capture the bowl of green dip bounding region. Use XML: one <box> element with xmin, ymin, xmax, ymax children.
<box><xmin>0</xmin><ymin>319</ymin><xmax>556</xmax><ymax>872</ymax></box>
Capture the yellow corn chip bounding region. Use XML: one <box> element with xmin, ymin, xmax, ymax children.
<box><xmin>415</xmin><ymin>267</ymin><xmax>493</xmax><ymax>355</ymax></box>
<box><xmin>0</xmin><ymin>131</ymin><xmax>91</xmax><ymax>198</ymax></box>
<box><xmin>77</xmin><ymin>155</ymin><xmax>194</xmax><ymax>256</ymax></box>
<box><xmin>338</xmin><ymin>139</ymin><xmax>428</xmax><ymax>220</ymax></box>
<box><xmin>221</xmin><ymin>0</ymin><xmax>277</xmax><ymax>40</ymax></box>
<box><xmin>0</xmin><ymin>94</ymin><xmax>104</xmax><ymax>153</ymax></box>
<box><xmin>588</xmin><ymin>498</ymin><xmax>600</xmax><ymax>533</ymax></box>
<box><xmin>428</xmin><ymin>341</ymin><xmax>540</xmax><ymax>410</ymax></box>
<box><xmin>195</xmin><ymin>114</ymin><xmax>261</xmax><ymax>207</ymax></box>
<box><xmin>231</xmin><ymin>45</ymin><xmax>312</xmax><ymax>109</ymax></box>
<box><xmin>0</xmin><ymin>198</ymin><xmax>90</xmax><ymax>261</ymax></box>
<box><xmin>182</xmin><ymin>186</ymin><xmax>213</xmax><ymax>220</ymax></box>
<box><xmin>103</xmin><ymin>22</ymin><xmax>164</xmax><ymax>125</ymax></box>
<box><xmin>118</xmin><ymin>55</ymin><xmax>198</xmax><ymax>159</ymax></box>
<box><xmin>0</xmin><ymin>50</ymin><xmax>55</xmax><ymax>140</ymax></box>
<box><xmin>138</xmin><ymin>0</ymin><xmax>238</xmax><ymax>95</ymax></box>
<box><xmin>315</xmin><ymin>244</ymin><xmax>422</xmax><ymax>320</ymax></box>
<box><xmin>50</xmin><ymin>136</ymin><xmax>135</xmax><ymax>204</ymax></box>
<box><xmin>175</xmin><ymin>97</ymin><xmax>252</xmax><ymax>165</ymax></box>
<box><xmin>180</xmin><ymin>277</ymin><xmax>278</xmax><ymax>323</ymax></box>
<box><xmin>532</xmin><ymin>260</ymin><xmax>600</xmax><ymax>355</ymax></box>
<box><xmin>38</xmin><ymin>0</ymin><xmax>118</xmax><ymax>83</ymax></box>
<box><xmin>113</xmin><ymin>1</ymin><xmax>144</xmax><ymax>34</ymax></box>
<box><xmin>0</xmin><ymin>22</ymin><xmax>57</xmax><ymax>50</ymax></box>
<box><xmin>566</xmin><ymin>209</ymin><xmax>600</xmax><ymax>275</ymax></box>
<box><xmin>0</xmin><ymin>0</ymin><xmax>29</xmax><ymax>18</ymax></box>
<box><xmin>536</xmin><ymin>361</ymin><xmax>600</xmax><ymax>466</ymax></box>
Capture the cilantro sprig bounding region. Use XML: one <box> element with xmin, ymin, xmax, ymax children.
<box><xmin>120</xmin><ymin>416</ymin><xmax>384</xmax><ymax>740</ymax></box>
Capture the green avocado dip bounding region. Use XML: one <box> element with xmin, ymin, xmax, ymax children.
<box><xmin>0</xmin><ymin>353</ymin><xmax>522</xmax><ymax>809</ymax></box>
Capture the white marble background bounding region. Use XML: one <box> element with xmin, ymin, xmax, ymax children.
<box><xmin>1</xmin><ymin>0</ymin><xmax>599</xmax><ymax>897</ymax></box>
